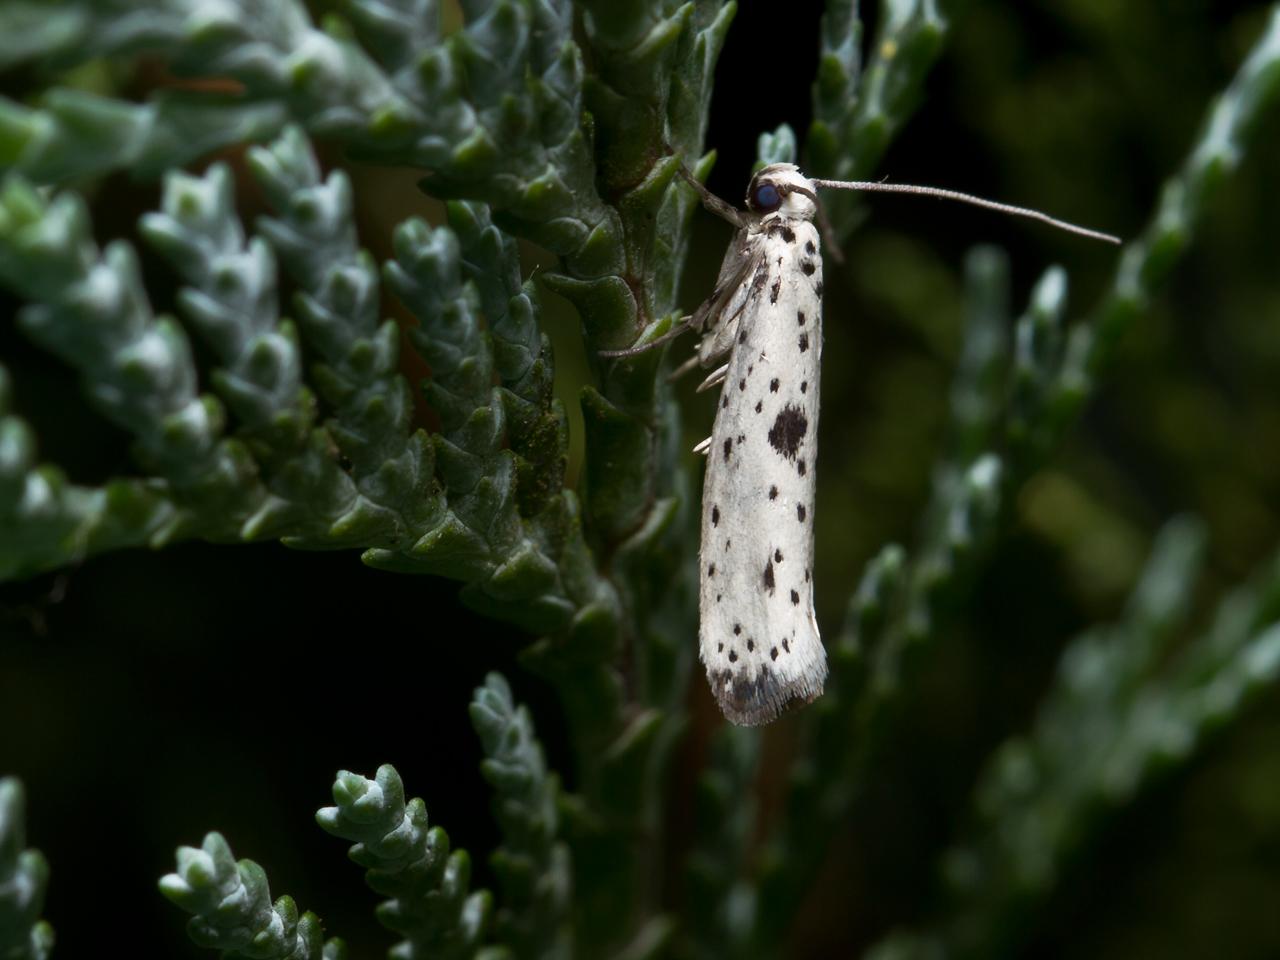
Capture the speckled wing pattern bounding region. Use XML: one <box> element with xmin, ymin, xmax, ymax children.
<box><xmin>697</xmin><ymin>217</ymin><xmax>828</xmax><ymax>725</ymax></box>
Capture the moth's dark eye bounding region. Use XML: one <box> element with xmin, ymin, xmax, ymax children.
<box><xmin>751</xmin><ymin>182</ymin><xmax>781</xmax><ymax>211</ymax></box>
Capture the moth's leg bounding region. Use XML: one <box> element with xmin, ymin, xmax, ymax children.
<box><xmin>695</xmin><ymin>362</ymin><xmax>729</xmax><ymax>393</ymax></box>
<box><xmin>678</xmin><ymin>165</ymin><xmax>746</xmax><ymax>229</ymax></box>
<box><xmin>599</xmin><ymin>316</ymin><xmax>693</xmax><ymax>358</ymax></box>
<box><xmin>667</xmin><ymin>351</ymin><xmax>703</xmax><ymax>382</ymax></box>
<box><xmin>815</xmin><ymin>203</ymin><xmax>846</xmax><ymax>266</ymax></box>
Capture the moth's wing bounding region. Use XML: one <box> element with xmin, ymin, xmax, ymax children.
<box><xmin>692</xmin><ymin>229</ymin><xmax>766</xmax><ymax>366</ymax></box>
<box><xmin>698</xmin><ymin>219</ymin><xmax>827</xmax><ymax>726</ymax></box>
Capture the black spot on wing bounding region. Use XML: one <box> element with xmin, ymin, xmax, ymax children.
<box><xmin>710</xmin><ymin>661</ymin><xmax>821</xmax><ymax>726</ymax></box>
<box><xmin>712</xmin><ymin>505</ymin><xmax>720</xmax><ymax>526</ymax></box>
<box><xmin>775</xmin><ymin>548</ymin><xmax>783</xmax><ymax>563</ymax></box>
<box><xmin>768</xmin><ymin>403</ymin><xmax>808</xmax><ymax>461</ymax></box>
<box><xmin>770</xmin><ymin>277</ymin><xmax>781</xmax><ymax>303</ymax></box>
<box><xmin>780</xmin><ymin>226</ymin><xmax>796</xmax><ymax>243</ymax></box>
<box><xmin>798</xmin><ymin>332</ymin><xmax>809</xmax><ymax>352</ymax></box>
<box><xmin>755</xmin><ymin>400</ymin><xmax>763</xmax><ymax>413</ymax></box>
<box><xmin>790</xmin><ymin>589</ymin><xmax>800</xmax><ymax>606</ymax></box>
<box><xmin>723</xmin><ymin>438</ymin><xmax>732</xmax><ymax>461</ymax></box>
<box><xmin>798</xmin><ymin>459</ymin><xmax>806</xmax><ymax>476</ymax></box>
<box><xmin>805</xmin><ymin>239</ymin><xmax>816</xmax><ymax>255</ymax></box>
<box><xmin>768</xmin><ymin>485</ymin><xmax>778</xmax><ymax>500</ymax></box>
<box><xmin>763</xmin><ymin>559</ymin><xmax>775</xmax><ymax>594</ymax></box>
<box><xmin>797</xmin><ymin>503</ymin><xmax>806</xmax><ymax>522</ymax></box>
<box><xmin>770</xmin><ymin>378</ymin><xmax>779</xmax><ymax>392</ymax></box>
<box><xmin>801</xmin><ymin>261</ymin><xmax>816</xmax><ymax>276</ymax></box>
<box><xmin>797</xmin><ymin>311</ymin><xmax>806</xmax><ymax>326</ymax></box>
<box><xmin>800</xmin><ymin>380</ymin><xmax>808</xmax><ymax>393</ymax></box>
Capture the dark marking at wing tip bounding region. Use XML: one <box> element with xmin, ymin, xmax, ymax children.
<box><xmin>770</xmin><ymin>378</ymin><xmax>779</xmax><ymax>393</ymax></box>
<box><xmin>798</xmin><ymin>332</ymin><xmax>810</xmax><ymax>352</ymax></box>
<box><xmin>709</xmin><ymin>661</ymin><xmax>825</xmax><ymax>726</ymax></box>
<box><xmin>797</xmin><ymin>503</ymin><xmax>807</xmax><ymax>522</ymax></box>
<box><xmin>768</xmin><ymin>404</ymin><xmax>809</xmax><ymax>461</ymax></box>
<box><xmin>790</xmin><ymin>589</ymin><xmax>800</xmax><ymax>606</ymax></box>
<box><xmin>763</xmin><ymin>560</ymin><xmax>775</xmax><ymax>593</ymax></box>
<box><xmin>712</xmin><ymin>505</ymin><xmax>720</xmax><ymax>526</ymax></box>
<box><xmin>797</xmin><ymin>311</ymin><xmax>806</xmax><ymax>326</ymax></box>
<box><xmin>770</xmin><ymin>278</ymin><xmax>781</xmax><ymax>303</ymax></box>
<box><xmin>801</xmin><ymin>261</ymin><xmax>816</xmax><ymax>276</ymax></box>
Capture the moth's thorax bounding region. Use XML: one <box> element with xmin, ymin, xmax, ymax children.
<box><xmin>746</xmin><ymin>163</ymin><xmax>819</xmax><ymax>223</ymax></box>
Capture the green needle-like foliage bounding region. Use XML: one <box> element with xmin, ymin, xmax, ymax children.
<box><xmin>160</xmin><ymin>832</ymin><xmax>347</xmax><ymax>960</ymax></box>
<box><xmin>0</xmin><ymin>361</ymin><xmax>178</xmax><ymax>579</ymax></box>
<box><xmin>867</xmin><ymin>516</ymin><xmax>1280</xmax><ymax>959</ymax></box>
<box><xmin>470</xmin><ymin>673</ymin><xmax>572</xmax><ymax>960</ymax></box>
<box><xmin>316</xmin><ymin>764</ymin><xmax>491</xmax><ymax>960</ymax></box>
<box><xmin>4</xmin><ymin>1</ymin><xmax>1280</xmax><ymax>958</ymax></box>
<box><xmin>0</xmin><ymin>778</ymin><xmax>53</xmax><ymax>960</ymax></box>
<box><xmin>0</xmin><ymin>175</ymin><xmax>274</xmax><ymax>541</ymax></box>
<box><xmin>141</xmin><ymin>160</ymin><xmax>365</xmax><ymax>542</ymax></box>
<box><xmin>682</xmin><ymin>724</ymin><xmax>759</xmax><ymax>960</ymax></box>
<box><xmin>752</xmin><ymin>9</ymin><xmax>1280</xmax><ymax>949</ymax></box>
<box><xmin>247</xmin><ymin>126</ymin><xmax>441</xmax><ymax>547</ymax></box>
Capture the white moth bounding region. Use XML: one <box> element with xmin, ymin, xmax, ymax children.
<box><xmin>605</xmin><ymin>163</ymin><xmax>1118</xmax><ymax>726</ymax></box>
<box><xmin>687</xmin><ymin>164</ymin><xmax>828</xmax><ymax>726</ymax></box>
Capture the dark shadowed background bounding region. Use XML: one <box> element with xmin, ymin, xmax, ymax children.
<box><xmin>3</xmin><ymin>1</ymin><xmax>1280</xmax><ymax>956</ymax></box>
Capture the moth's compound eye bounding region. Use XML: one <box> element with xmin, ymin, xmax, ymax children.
<box><xmin>750</xmin><ymin>181</ymin><xmax>781</xmax><ymax>212</ymax></box>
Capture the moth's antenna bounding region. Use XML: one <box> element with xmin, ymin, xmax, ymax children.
<box><xmin>811</xmin><ymin>178</ymin><xmax>1121</xmax><ymax>245</ymax></box>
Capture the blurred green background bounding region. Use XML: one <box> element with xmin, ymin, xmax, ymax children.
<box><xmin>3</xmin><ymin>1</ymin><xmax>1280</xmax><ymax>956</ymax></box>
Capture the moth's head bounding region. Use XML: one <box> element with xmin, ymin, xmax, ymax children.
<box><xmin>746</xmin><ymin>163</ymin><xmax>818</xmax><ymax>221</ymax></box>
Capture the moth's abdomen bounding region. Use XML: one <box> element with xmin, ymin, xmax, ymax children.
<box><xmin>698</xmin><ymin>218</ymin><xmax>828</xmax><ymax>726</ymax></box>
